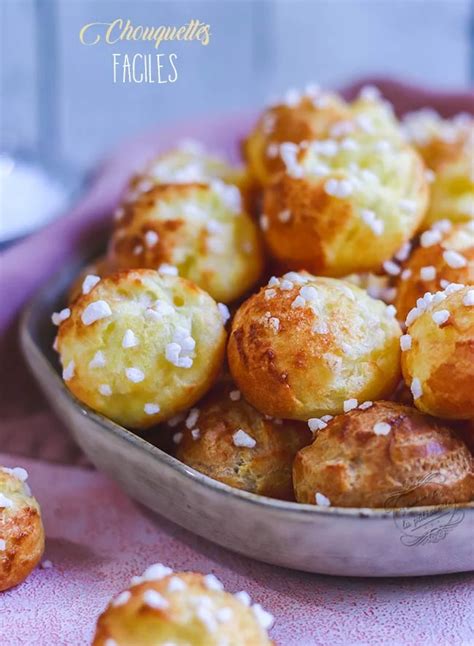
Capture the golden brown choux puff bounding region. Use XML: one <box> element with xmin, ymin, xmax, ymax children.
<box><xmin>55</xmin><ymin>269</ymin><xmax>227</xmax><ymax>429</ymax></box>
<box><xmin>293</xmin><ymin>401</ymin><xmax>474</xmax><ymax>508</ymax></box>
<box><xmin>395</xmin><ymin>220</ymin><xmax>474</xmax><ymax>320</ymax></box>
<box><xmin>108</xmin><ymin>181</ymin><xmax>264</xmax><ymax>304</ymax></box>
<box><xmin>175</xmin><ymin>382</ymin><xmax>311</xmax><ymax>500</ymax></box>
<box><xmin>401</xmin><ymin>284</ymin><xmax>474</xmax><ymax>420</ymax></box>
<box><xmin>424</xmin><ymin>151</ymin><xmax>474</xmax><ymax>227</ymax></box>
<box><xmin>260</xmin><ymin>125</ymin><xmax>428</xmax><ymax>277</ymax></box>
<box><xmin>0</xmin><ymin>467</ymin><xmax>45</xmax><ymax>591</ymax></box>
<box><xmin>92</xmin><ymin>565</ymin><xmax>274</xmax><ymax>646</ymax></box>
<box><xmin>125</xmin><ymin>142</ymin><xmax>259</xmax><ymax>217</ymax></box>
<box><xmin>243</xmin><ymin>83</ymin><xmax>401</xmax><ymax>188</ymax></box>
<box><xmin>402</xmin><ymin>111</ymin><xmax>474</xmax><ymax>227</ymax></box>
<box><xmin>402</xmin><ymin>108</ymin><xmax>474</xmax><ymax>171</ymax></box>
<box><xmin>128</xmin><ymin>141</ymin><xmax>245</xmax><ymax>189</ymax></box>
<box><xmin>227</xmin><ymin>272</ymin><xmax>401</xmax><ymax>421</ymax></box>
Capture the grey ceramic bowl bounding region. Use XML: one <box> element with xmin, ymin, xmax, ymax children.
<box><xmin>20</xmin><ymin>254</ymin><xmax>474</xmax><ymax>577</ymax></box>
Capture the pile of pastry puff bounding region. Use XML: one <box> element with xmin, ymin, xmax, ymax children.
<box><xmin>52</xmin><ymin>84</ymin><xmax>474</xmax><ymax>511</ymax></box>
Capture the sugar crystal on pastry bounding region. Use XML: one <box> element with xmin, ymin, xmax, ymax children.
<box><xmin>51</xmin><ymin>308</ymin><xmax>70</xmax><ymax>325</ymax></box>
<box><xmin>315</xmin><ymin>492</ymin><xmax>331</xmax><ymax>507</ymax></box>
<box><xmin>82</xmin><ymin>274</ymin><xmax>101</xmax><ymax>295</ymax></box>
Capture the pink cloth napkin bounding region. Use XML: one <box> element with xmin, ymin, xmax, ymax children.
<box><xmin>1</xmin><ymin>78</ymin><xmax>473</xmax><ymax>644</ymax></box>
<box><xmin>1</xmin><ymin>453</ymin><xmax>473</xmax><ymax>646</ymax></box>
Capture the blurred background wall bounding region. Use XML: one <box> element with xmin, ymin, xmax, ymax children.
<box><xmin>1</xmin><ymin>0</ymin><xmax>473</xmax><ymax>178</ymax></box>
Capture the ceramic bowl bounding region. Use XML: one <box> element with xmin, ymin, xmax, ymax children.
<box><xmin>20</xmin><ymin>253</ymin><xmax>474</xmax><ymax>577</ymax></box>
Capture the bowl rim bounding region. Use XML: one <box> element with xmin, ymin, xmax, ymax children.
<box><xmin>20</xmin><ymin>264</ymin><xmax>474</xmax><ymax>521</ymax></box>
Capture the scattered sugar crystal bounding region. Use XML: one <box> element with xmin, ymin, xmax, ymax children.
<box><xmin>308</xmin><ymin>418</ymin><xmax>327</xmax><ymax>433</ymax></box>
<box><xmin>420</xmin><ymin>229</ymin><xmax>442</xmax><ymax>247</ymax></box>
<box><xmin>324</xmin><ymin>178</ymin><xmax>353</xmax><ymax>198</ymax></box>
<box><xmin>186</xmin><ymin>408</ymin><xmax>200</xmax><ymax>429</ymax></box>
<box><xmin>167</xmin><ymin>576</ymin><xmax>187</xmax><ymax>592</ymax></box>
<box><xmin>122</xmin><ymin>329</ymin><xmax>139</xmax><ymax>348</ymax></box>
<box><xmin>62</xmin><ymin>360</ymin><xmax>75</xmax><ymax>381</ymax></box>
<box><xmin>141</xmin><ymin>563</ymin><xmax>173</xmax><ymax>581</ymax></box>
<box><xmin>432</xmin><ymin>309</ymin><xmax>450</xmax><ymax>326</ymax></box>
<box><xmin>383</xmin><ymin>260</ymin><xmax>400</xmax><ymax>276</ymax></box>
<box><xmin>235</xmin><ymin>591</ymin><xmax>251</xmax><ymax>606</ymax></box>
<box><xmin>343</xmin><ymin>398</ymin><xmax>358</xmax><ymax>412</ymax></box>
<box><xmin>113</xmin><ymin>591</ymin><xmax>131</xmax><ymax>607</ymax></box>
<box><xmin>82</xmin><ymin>275</ymin><xmax>100</xmax><ymax>295</ymax></box>
<box><xmin>144</xmin><ymin>403</ymin><xmax>160</xmax><ymax>415</ymax></box>
<box><xmin>443</xmin><ymin>250</ymin><xmax>467</xmax><ymax>269</ymax></box>
<box><xmin>51</xmin><ymin>308</ymin><xmax>71</xmax><ymax>326</ymax></box>
<box><xmin>411</xmin><ymin>378</ymin><xmax>423</xmax><ymax>400</ymax></box>
<box><xmin>144</xmin><ymin>231</ymin><xmax>159</xmax><ymax>248</ymax></box>
<box><xmin>400</xmin><ymin>334</ymin><xmax>412</xmax><ymax>351</ymax></box>
<box><xmin>420</xmin><ymin>266</ymin><xmax>436</xmax><ymax>281</ymax></box>
<box><xmin>218</xmin><ymin>303</ymin><xmax>230</xmax><ymax>324</ymax></box>
<box><xmin>315</xmin><ymin>492</ymin><xmax>331</xmax><ymax>507</ymax></box>
<box><xmin>125</xmin><ymin>367</ymin><xmax>145</xmax><ymax>383</ymax></box>
<box><xmin>203</xmin><ymin>574</ymin><xmax>224</xmax><ymax>591</ymax></box>
<box><xmin>463</xmin><ymin>289</ymin><xmax>474</xmax><ymax>306</ymax></box>
<box><xmin>157</xmin><ymin>263</ymin><xmax>178</xmax><ymax>276</ymax></box>
<box><xmin>373</xmin><ymin>422</ymin><xmax>391</xmax><ymax>436</ymax></box>
<box><xmin>0</xmin><ymin>493</ymin><xmax>13</xmax><ymax>508</ymax></box>
<box><xmin>232</xmin><ymin>429</ymin><xmax>256</xmax><ymax>448</ymax></box>
<box><xmin>81</xmin><ymin>301</ymin><xmax>112</xmax><ymax>325</ymax></box>
<box><xmin>89</xmin><ymin>351</ymin><xmax>106</xmax><ymax>369</ymax></box>
<box><xmin>142</xmin><ymin>590</ymin><xmax>169</xmax><ymax>610</ymax></box>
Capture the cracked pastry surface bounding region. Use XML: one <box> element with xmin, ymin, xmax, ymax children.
<box><xmin>175</xmin><ymin>382</ymin><xmax>311</xmax><ymax>499</ymax></box>
<box><xmin>293</xmin><ymin>401</ymin><xmax>474</xmax><ymax>508</ymax></box>
<box><xmin>227</xmin><ymin>272</ymin><xmax>402</xmax><ymax>420</ymax></box>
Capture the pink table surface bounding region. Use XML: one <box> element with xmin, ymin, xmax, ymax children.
<box><xmin>1</xmin><ymin>453</ymin><xmax>473</xmax><ymax>646</ymax></box>
<box><xmin>1</xmin><ymin>78</ymin><xmax>474</xmax><ymax>645</ymax></box>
